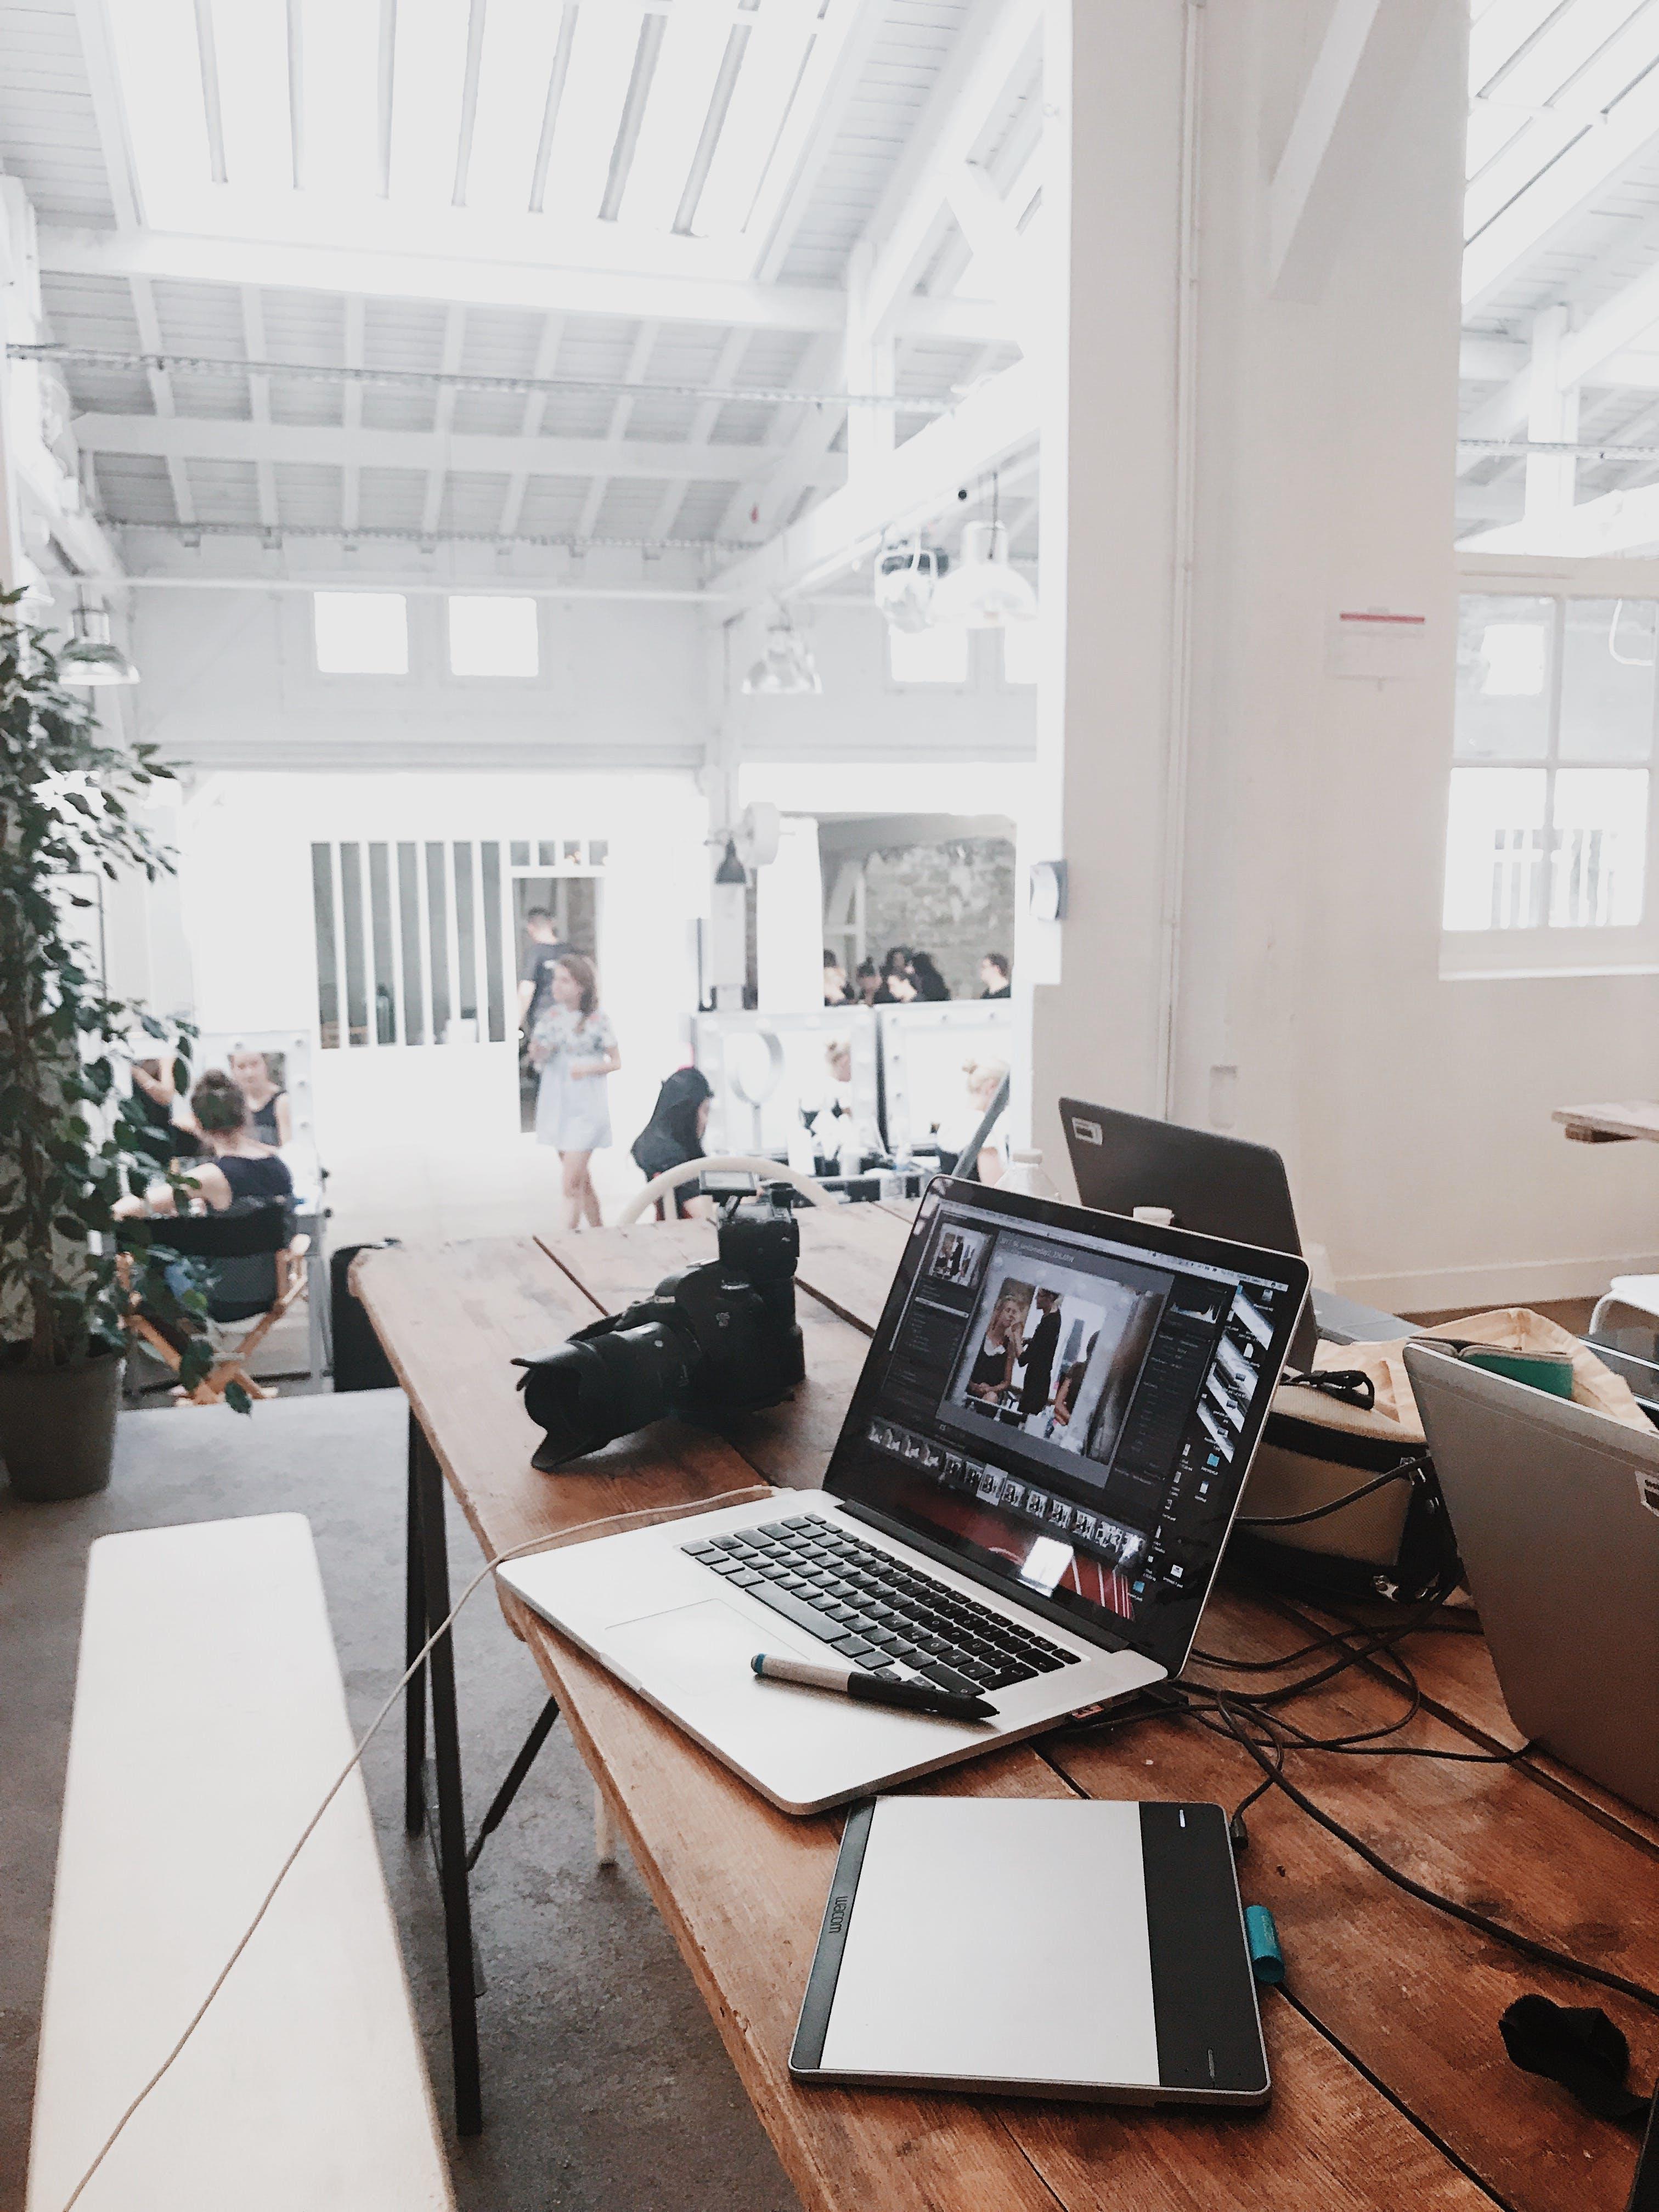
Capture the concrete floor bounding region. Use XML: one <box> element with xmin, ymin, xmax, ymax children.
<box><xmin>0</xmin><ymin>1390</ymin><xmax>798</xmax><ymax>2212</ymax></box>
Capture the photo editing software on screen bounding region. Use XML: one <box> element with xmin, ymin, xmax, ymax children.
<box><xmin>828</xmin><ymin>1192</ymin><xmax>1297</xmax><ymax>1665</ymax></box>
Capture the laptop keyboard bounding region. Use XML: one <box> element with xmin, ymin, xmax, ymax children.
<box><xmin>681</xmin><ymin>1513</ymin><xmax>1081</xmax><ymax>1699</ymax></box>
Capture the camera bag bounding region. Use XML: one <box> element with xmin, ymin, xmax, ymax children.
<box><xmin>1231</xmin><ymin>1307</ymin><xmax>1649</xmax><ymax>1604</ymax></box>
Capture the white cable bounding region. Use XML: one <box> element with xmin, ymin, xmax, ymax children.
<box><xmin>55</xmin><ymin>1487</ymin><xmax>762</xmax><ymax>2211</ymax></box>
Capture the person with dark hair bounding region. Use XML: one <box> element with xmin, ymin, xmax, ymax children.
<box><xmin>910</xmin><ymin>950</ymin><xmax>951</xmax><ymax>1002</ymax></box>
<box><xmin>530</xmin><ymin>951</ymin><xmax>620</xmax><ymax>1233</ymax></box>
<box><xmin>875</xmin><ymin>947</ymin><xmax>917</xmax><ymax>1005</ymax></box>
<box><xmin>631</xmin><ymin>1066</ymin><xmax>714</xmax><ymax>1218</ymax></box>
<box><xmin>119</xmin><ymin>1070</ymin><xmax>293</xmax><ymax>1217</ymax></box>
<box><xmin>516</xmin><ymin>906</ymin><xmax>577</xmax><ymax>1036</ymax></box>
<box><xmin>823</xmin><ymin>949</ymin><xmax>851</xmax><ymax>1006</ymax></box>
<box><xmin>854</xmin><ymin>958</ymin><xmax>881</xmax><ymax>1006</ymax></box>
<box><xmin>1018</xmin><ymin>1287</ymin><xmax>1064</xmax><ymax>1423</ymax></box>
<box><xmin>980</xmin><ymin>951</ymin><xmax>1011</xmax><ymax>999</ymax></box>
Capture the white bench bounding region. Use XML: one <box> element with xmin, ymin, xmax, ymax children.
<box><xmin>27</xmin><ymin>1514</ymin><xmax>455</xmax><ymax>2212</ymax></box>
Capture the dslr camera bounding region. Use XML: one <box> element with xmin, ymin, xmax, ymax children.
<box><xmin>516</xmin><ymin>1186</ymin><xmax>805</xmax><ymax>1469</ymax></box>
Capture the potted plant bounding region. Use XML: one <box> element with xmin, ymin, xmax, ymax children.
<box><xmin>0</xmin><ymin>590</ymin><xmax>217</xmax><ymax>1500</ymax></box>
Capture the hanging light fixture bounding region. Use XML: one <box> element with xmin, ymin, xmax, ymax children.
<box><xmin>928</xmin><ymin>478</ymin><xmax>1037</xmax><ymax>630</ymax></box>
<box><xmin>58</xmin><ymin>603</ymin><xmax>140</xmax><ymax>687</ymax></box>
<box><xmin>742</xmin><ymin>612</ymin><xmax>821</xmax><ymax>696</ymax></box>
<box><xmin>713</xmin><ymin>837</ymin><xmax>748</xmax><ymax>886</ymax></box>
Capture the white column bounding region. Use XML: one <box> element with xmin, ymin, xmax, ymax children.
<box><xmin>1032</xmin><ymin>0</ymin><xmax>1469</xmax><ymax>1288</ymax></box>
<box><xmin>1025</xmin><ymin>0</ymin><xmax>1189</xmax><ymax>1166</ymax></box>
<box><xmin>1522</xmin><ymin>305</ymin><xmax>1577</xmax><ymax>529</ymax></box>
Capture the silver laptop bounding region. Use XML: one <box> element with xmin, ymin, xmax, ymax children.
<box><xmin>1405</xmin><ymin>1342</ymin><xmax>1659</xmax><ymax>1819</ymax></box>
<box><xmin>501</xmin><ymin>1177</ymin><xmax>1309</xmax><ymax>1814</ymax></box>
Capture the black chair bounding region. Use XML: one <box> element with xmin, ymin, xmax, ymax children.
<box><xmin>121</xmin><ymin>1200</ymin><xmax>310</xmax><ymax>1403</ymax></box>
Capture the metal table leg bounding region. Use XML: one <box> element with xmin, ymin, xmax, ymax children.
<box><xmin>408</xmin><ymin>1408</ymin><xmax>484</xmax><ymax>2136</ymax></box>
<box><xmin>405</xmin><ymin>1424</ymin><xmax>426</xmax><ymax>1838</ymax></box>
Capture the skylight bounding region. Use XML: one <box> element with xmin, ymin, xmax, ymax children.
<box><xmin>314</xmin><ymin>592</ymin><xmax>410</xmax><ymax>675</ymax></box>
<box><xmin>105</xmin><ymin>0</ymin><xmax>840</xmax><ymax>256</ymax></box>
<box><xmin>447</xmin><ymin>596</ymin><xmax>540</xmax><ymax>678</ymax></box>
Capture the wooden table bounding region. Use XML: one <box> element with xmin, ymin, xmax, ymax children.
<box><xmin>1555</xmin><ymin>1101</ymin><xmax>1659</xmax><ymax>1145</ymax></box>
<box><xmin>355</xmin><ymin>1209</ymin><xmax>1659</xmax><ymax>2212</ymax></box>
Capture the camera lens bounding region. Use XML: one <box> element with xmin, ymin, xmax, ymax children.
<box><xmin>521</xmin><ymin>1318</ymin><xmax>698</xmax><ymax>1467</ymax></box>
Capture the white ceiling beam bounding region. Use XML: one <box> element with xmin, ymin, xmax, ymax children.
<box><xmin>1463</xmin><ymin>71</ymin><xmax>1659</xmax><ymax>315</ymax></box>
<box><xmin>943</xmin><ymin>161</ymin><xmax>1036</xmax><ymax>321</ymax></box>
<box><xmin>1556</xmin><ymin>258</ymin><xmax>1659</xmax><ymax>394</ymax></box>
<box><xmin>498</xmin><ymin>314</ymin><xmax>566</xmax><ymax>540</ymax></box>
<box><xmin>1460</xmin><ymin>476</ymin><xmax>1659</xmax><ymax>557</ymax></box>
<box><xmin>341</xmin><ymin>296</ymin><xmax>365</xmax><ymax>535</ymax></box>
<box><xmin>858</xmin><ymin>0</ymin><xmax>1043</xmax><ymax>338</ymax></box>
<box><xmin>239</xmin><ymin>288</ymin><xmax>279</xmax><ymax>531</ymax></box>
<box><xmin>38</xmin><ymin>225</ymin><xmax>1005</xmax><ymax>341</ymax></box>
<box><xmin>72</xmin><ymin>413</ymin><xmax>850</xmax><ymax>489</ymax></box>
<box><xmin>126</xmin><ymin>276</ymin><xmax>195</xmax><ymax>527</ymax></box>
<box><xmin>1461</xmin><ymin>332</ymin><xmax>1659</xmax><ymax>391</ymax></box>
<box><xmin>70</xmin><ymin>0</ymin><xmax>141</xmax><ymax>229</ymax></box>
<box><xmin>709</xmin><ymin>355</ymin><xmax>1037</xmax><ymax>609</ymax></box>
<box><xmin>751</xmin><ymin>0</ymin><xmax>892</xmax><ymax>283</ymax></box>
<box><xmin>1267</xmin><ymin>0</ymin><xmax>1445</xmax><ymax>301</ymax></box>
<box><xmin>421</xmin><ymin>305</ymin><xmax>468</xmax><ymax>539</ymax></box>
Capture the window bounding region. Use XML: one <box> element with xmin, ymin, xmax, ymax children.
<box><xmin>1001</xmin><ymin>621</ymin><xmax>1041</xmax><ymax>686</ymax></box>
<box><xmin>888</xmin><ymin>624</ymin><xmax>969</xmax><ymax>685</ymax></box>
<box><xmin>313</xmin><ymin>591</ymin><xmax>409</xmax><ymax>675</ymax></box>
<box><xmin>1444</xmin><ymin>595</ymin><xmax>1656</xmax><ymax>962</ymax></box>
<box><xmin>447</xmin><ymin>595</ymin><xmax>539</xmax><ymax>677</ymax></box>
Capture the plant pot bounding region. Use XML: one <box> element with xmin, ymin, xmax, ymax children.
<box><xmin>0</xmin><ymin>1350</ymin><xmax>123</xmax><ymax>1502</ymax></box>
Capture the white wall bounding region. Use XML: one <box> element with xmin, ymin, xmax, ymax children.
<box><xmin>132</xmin><ymin>586</ymin><xmax>709</xmax><ymax>774</ymax></box>
<box><xmin>1035</xmin><ymin>0</ymin><xmax>1659</xmax><ymax>1312</ymax></box>
<box><xmin>173</xmin><ymin>768</ymin><xmax>705</xmax><ymax>1170</ymax></box>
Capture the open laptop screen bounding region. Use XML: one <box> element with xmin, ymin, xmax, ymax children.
<box><xmin>825</xmin><ymin>1178</ymin><xmax>1309</xmax><ymax>1675</ymax></box>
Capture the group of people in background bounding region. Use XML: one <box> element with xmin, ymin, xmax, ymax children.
<box><xmin>822</xmin><ymin>946</ymin><xmax>1011</xmax><ymax>1008</ymax></box>
<box><xmin>117</xmin><ymin>1051</ymin><xmax>296</xmax><ymax>1223</ymax></box>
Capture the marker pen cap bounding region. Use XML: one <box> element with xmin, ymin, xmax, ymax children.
<box><xmin>1245</xmin><ymin>1904</ymin><xmax>1285</xmax><ymax>1985</ymax></box>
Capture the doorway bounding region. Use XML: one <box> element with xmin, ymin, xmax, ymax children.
<box><xmin>512</xmin><ymin>872</ymin><xmax>602</xmax><ymax>1133</ymax></box>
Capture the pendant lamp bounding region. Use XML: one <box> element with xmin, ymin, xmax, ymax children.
<box><xmin>928</xmin><ymin>519</ymin><xmax>1036</xmax><ymax>631</ymax></box>
<box><xmin>742</xmin><ymin>617</ymin><xmax>821</xmax><ymax>696</ymax></box>
<box><xmin>58</xmin><ymin>604</ymin><xmax>140</xmax><ymax>687</ymax></box>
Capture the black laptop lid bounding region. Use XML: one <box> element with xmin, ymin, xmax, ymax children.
<box><xmin>1060</xmin><ymin>1099</ymin><xmax>1315</xmax><ymax>1369</ymax></box>
<box><xmin>824</xmin><ymin>1177</ymin><xmax>1309</xmax><ymax>1679</ymax></box>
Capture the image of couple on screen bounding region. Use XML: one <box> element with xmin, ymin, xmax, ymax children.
<box><xmin>953</xmin><ymin>1264</ymin><xmax>1163</xmax><ymax>1470</ymax></box>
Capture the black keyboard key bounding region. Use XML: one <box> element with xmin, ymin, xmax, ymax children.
<box><xmin>918</xmin><ymin>1661</ymin><xmax>982</xmax><ymax>1698</ymax></box>
<box><xmin>853</xmin><ymin>1652</ymin><xmax>895</xmax><ymax>1671</ymax></box>
<box><xmin>684</xmin><ymin>1542</ymin><xmax>724</xmax><ymax>1560</ymax></box>
<box><xmin>832</xmin><ymin>1635</ymin><xmax>876</xmax><ymax>1658</ymax></box>
<box><xmin>747</xmin><ymin>1583</ymin><xmax>849</xmax><ymax>1647</ymax></box>
<box><xmin>729</xmin><ymin>1570</ymin><xmax>763</xmax><ymax>1588</ymax></box>
<box><xmin>885</xmin><ymin>1641</ymin><xmax>922</xmax><ymax>1664</ymax></box>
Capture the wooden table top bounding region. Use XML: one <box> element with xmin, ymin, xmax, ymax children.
<box><xmin>354</xmin><ymin>1207</ymin><xmax>1659</xmax><ymax>2212</ymax></box>
<box><xmin>1555</xmin><ymin>1100</ymin><xmax>1659</xmax><ymax>1144</ymax></box>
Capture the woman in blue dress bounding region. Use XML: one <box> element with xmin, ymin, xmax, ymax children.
<box><xmin>529</xmin><ymin>952</ymin><xmax>620</xmax><ymax>1233</ymax></box>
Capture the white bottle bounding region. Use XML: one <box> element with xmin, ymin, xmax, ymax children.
<box><xmin>1002</xmin><ymin>1148</ymin><xmax>1059</xmax><ymax>1200</ymax></box>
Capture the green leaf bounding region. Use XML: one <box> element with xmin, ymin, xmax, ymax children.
<box><xmin>223</xmin><ymin>1381</ymin><xmax>254</xmax><ymax>1416</ymax></box>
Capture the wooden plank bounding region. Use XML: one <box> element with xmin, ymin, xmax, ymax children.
<box><xmin>1042</xmin><ymin>1584</ymin><xmax>1659</xmax><ymax>2212</ymax></box>
<box><xmin>1554</xmin><ymin>1101</ymin><xmax>1659</xmax><ymax>1144</ymax></box>
<box><xmin>351</xmin><ymin>1239</ymin><xmax>765</xmax><ymax>1570</ymax></box>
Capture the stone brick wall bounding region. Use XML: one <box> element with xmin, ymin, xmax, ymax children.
<box><xmin>857</xmin><ymin>838</ymin><xmax>1015</xmax><ymax>998</ymax></box>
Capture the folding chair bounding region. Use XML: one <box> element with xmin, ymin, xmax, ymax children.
<box><xmin>121</xmin><ymin>1201</ymin><xmax>311</xmax><ymax>1406</ymax></box>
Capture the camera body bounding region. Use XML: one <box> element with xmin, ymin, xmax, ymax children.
<box><xmin>517</xmin><ymin>1189</ymin><xmax>805</xmax><ymax>1469</ymax></box>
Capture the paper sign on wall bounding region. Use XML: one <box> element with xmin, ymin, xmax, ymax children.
<box><xmin>1329</xmin><ymin>608</ymin><xmax>1428</xmax><ymax>680</ymax></box>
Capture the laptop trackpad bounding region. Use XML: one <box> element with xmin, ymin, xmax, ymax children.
<box><xmin>604</xmin><ymin>1599</ymin><xmax>981</xmax><ymax>1806</ymax></box>
<box><xmin>607</xmin><ymin>1596</ymin><xmax>817</xmax><ymax>1688</ymax></box>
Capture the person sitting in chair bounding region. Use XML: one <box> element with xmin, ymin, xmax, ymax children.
<box><xmin>117</xmin><ymin>1071</ymin><xmax>293</xmax><ymax>1218</ymax></box>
